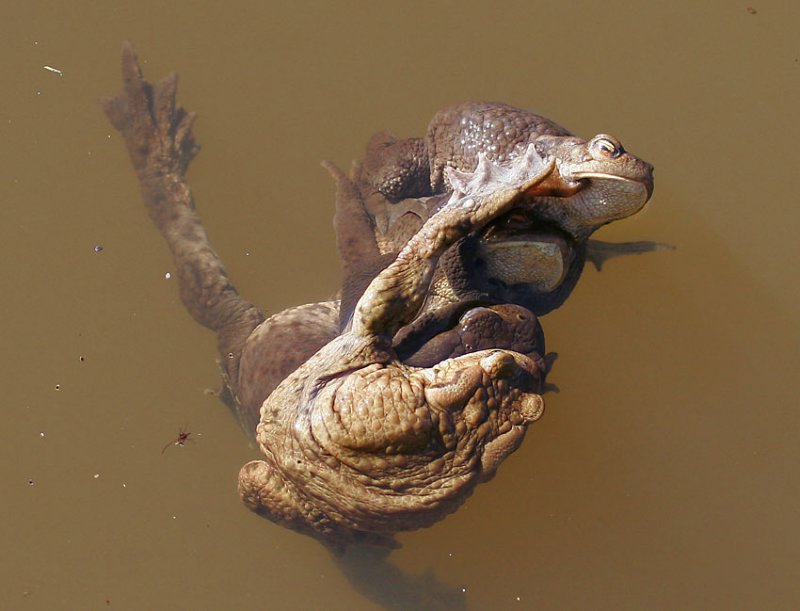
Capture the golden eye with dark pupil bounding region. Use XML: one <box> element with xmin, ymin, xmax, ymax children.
<box><xmin>589</xmin><ymin>135</ymin><xmax>622</xmax><ymax>160</ymax></box>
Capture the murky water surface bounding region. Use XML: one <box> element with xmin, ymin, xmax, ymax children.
<box><xmin>3</xmin><ymin>2</ymin><xmax>799</xmax><ymax>609</ymax></box>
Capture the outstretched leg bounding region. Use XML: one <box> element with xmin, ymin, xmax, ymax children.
<box><xmin>102</xmin><ymin>42</ymin><xmax>264</xmax><ymax>400</ymax></box>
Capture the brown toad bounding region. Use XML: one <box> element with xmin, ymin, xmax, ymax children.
<box><xmin>345</xmin><ymin>101</ymin><xmax>656</xmax><ymax>324</ymax></box>
<box><xmin>103</xmin><ymin>44</ymin><xmax>655</xmax><ymax>549</ymax></box>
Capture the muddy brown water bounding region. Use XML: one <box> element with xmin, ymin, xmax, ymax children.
<box><xmin>3</xmin><ymin>2</ymin><xmax>799</xmax><ymax>610</ymax></box>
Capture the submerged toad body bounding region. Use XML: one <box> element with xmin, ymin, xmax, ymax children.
<box><xmin>103</xmin><ymin>45</ymin><xmax>654</xmax><ymax>548</ymax></box>
<box><xmin>348</xmin><ymin>101</ymin><xmax>655</xmax><ymax>322</ymax></box>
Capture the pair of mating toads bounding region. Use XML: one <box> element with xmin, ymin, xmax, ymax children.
<box><xmin>104</xmin><ymin>43</ymin><xmax>655</xmax><ymax>550</ymax></box>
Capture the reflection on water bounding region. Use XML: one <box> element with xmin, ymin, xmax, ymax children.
<box><xmin>4</xmin><ymin>2</ymin><xmax>799</xmax><ymax>610</ymax></box>
<box><xmin>338</xmin><ymin>545</ymin><xmax>466</xmax><ymax>611</ymax></box>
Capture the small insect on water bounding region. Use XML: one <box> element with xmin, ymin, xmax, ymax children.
<box><xmin>161</xmin><ymin>426</ymin><xmax>194</xmax><ymax>454</ymax></box>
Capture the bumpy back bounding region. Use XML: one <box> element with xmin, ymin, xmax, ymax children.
<box><xmin>426</xmin><ymin>101</ymin><xmax>572</xmax><ymax>192</ymax></box>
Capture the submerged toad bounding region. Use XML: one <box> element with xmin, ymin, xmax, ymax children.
<box><xmin>346</xmin><ymin>101</ymin><xmax>655</xmax><ymax>322</ymax></box>
<box><xmin>361</xmin><ymin>101</ymin><xmax>653</xmax><ymax>236</ymax></box>
<box><xmin>103</xmin><ymin>44</ymin><xmax>655</xmax><ymax>549</ymax></box>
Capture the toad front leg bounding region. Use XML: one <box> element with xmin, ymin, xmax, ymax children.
<box><xmin>238</xmin><ymin>149</ymin><xmax>554</xmax><ymax>548</ymax></box>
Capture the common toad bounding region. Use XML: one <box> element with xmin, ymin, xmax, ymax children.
<box><xmin>103</xmin><ymin>44</ymin><xmax>655</xmax><ymax>549</ymax></box>
<box><xmin>349</xmin><ymin>102</ymin><xmax>655</xmax><ymax>320</ymax></box>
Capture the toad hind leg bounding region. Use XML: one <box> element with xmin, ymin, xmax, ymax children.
<box><xmin>102</xmin><ymin>42</ymin><xmax>264</xmax><ymax>400</ymax></box>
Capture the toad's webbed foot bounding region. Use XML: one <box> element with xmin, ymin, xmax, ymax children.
<box><xmin>101</xmin><ymin>41</ymin><xmax>198</xmax><ymax>181</ymax></box>
<box><xmin>585</xmin><ymin>239</ymin><xmax>676</xmax><ymax>271</ymax></box>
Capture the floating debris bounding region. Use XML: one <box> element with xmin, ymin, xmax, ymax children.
<box><xmin>161</xmin><ymin>426</ymin><xmax>193</xmax><ymax>453</ymax></box>
<box><xmin>164</xmin><ymin>272</ymin><xmax>172</xmax><ymax>280</ymax></box>
<box><xmin>94</xmin><ymin>244</ymin><xmax>103</xmax><ymax>253</ymax></box>
<box><xmin>43</xmin><ymin>65</ymin><xmax>63</xmax><ymax>76</ymax></box>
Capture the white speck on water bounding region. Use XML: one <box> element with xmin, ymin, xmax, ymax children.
<box><xmin>39</xmin><ymin>432</ymin><xmax>45</xmax><ymax>438</ymax></box>
<box><xmin>93</xmin><ymin>473</ymin><xmax>100</xmax><ymax>479</ymax></box>
<box><xmin>43</xmin><ymin>65</ymin><xmax>63</xmax><ymax>76</ymax></box>
<box><xmin>164</xmin><ymin>272</ymin><xmax>172</xmax><ymax>279</ymax></box>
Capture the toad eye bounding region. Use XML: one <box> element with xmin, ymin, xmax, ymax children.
<box><xmin>589</xmin><ymin>135</ymin><xmax>623</xmax><ymax>160</ymax></box>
